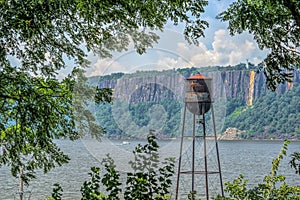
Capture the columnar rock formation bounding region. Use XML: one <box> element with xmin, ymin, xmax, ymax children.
<box><xmin>95</xmin><ymin>69</ymin><xmax>300</xmax><ymax>104</ymax></box>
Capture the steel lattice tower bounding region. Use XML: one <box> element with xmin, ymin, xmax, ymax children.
<box><xmin>175</xmin><ymin>73</ymin><xmax>224</xmax><ymax>200</ymax></box>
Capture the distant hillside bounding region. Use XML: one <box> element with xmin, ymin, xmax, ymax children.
<box><xmin>91</xmin><ymin>64</ymin><xmax>300</xmax><ymax>140</ymax></box>
<box><xmin>224</xmin><ymin>84</ymin><xmax>300</xmax><ymax>139</ymax></box>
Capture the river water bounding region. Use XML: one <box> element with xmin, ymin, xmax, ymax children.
<box><xmin>0</xmin><ymin>139</ymin><xmax>299</xmax><ymax>199</ymax></box>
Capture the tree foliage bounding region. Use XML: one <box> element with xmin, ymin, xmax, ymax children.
<box><xmin>0</xmin><ymin>66</ymin><xmax>108</xmax><ymax>183</ymax></box>
<box><xmin>218</xmin><ymin>0</ymin><xmax>300</xmax><ymax>90</ymax></box>
<box><xmin>45</xmin><ymin>183</ymin><xmax>63</xmax><ymax>200</ymax></box>
<box><xmin>214</xmin><ymin>140</ymin><xmax>300</xmax><ymax>200</ymax></box>
<box><xmin>48</xmin><ymin>134</ymin><xmax>175</xmax><ymax>200</ymax></box>
<box><xmin>71</xmin><ymin>68</ymin><xmax>107</xmax><ymax>139</ymax></box>
<box><xmin>0</xmin><ymin>0</ymin><xmax>209</xmax><ymax>77</ymax></box>
<box><xmin>0</xmin><ymin>0</ymin><xmax>209</xmax><ymax>183</ymax></box>
<box><xmin>124</xmin><ymin>133</ymin><xmax>175</xmax><ymax>200</ymax></box>
<box><xmin>0</xmin><ymin>66</ymin><xmax>75</xmax><ymax>183</ymax></box>
<box><xmin>290</xmin><ymin>152</ymin><xmax>300</xmax><ymax>175</ymax></box>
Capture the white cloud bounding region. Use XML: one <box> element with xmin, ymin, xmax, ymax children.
<box><xmin>56</xmin><ymin>71</ymin><xmax>68</xmax><ymax>80</ymax></box>
<box><xmin>253</xmin><ymin>57</ymin><xmax>263</xmax><ymax>65</ymax></box>
<box><xmin>86</xmin><ymin>28</ymin><xmax>267</xmax><ymax>77</ymax></box>
<box><xmin>156</xmin><ymin>56</ymin><xmax>193</xmax><ymax>69</ymax></box>
<box><xmin>162</xmin><ymin>29</ymin><xmax>267</xmax><ymax>68</ymax></box>
<box><xmin>86</xmin><ymin>59</ymin><xmax>124</xmax><ymax>76</ymax></box>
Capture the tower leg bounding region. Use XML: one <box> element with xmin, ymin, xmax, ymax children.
<box><xmin>211</xmin><ymin>104</ymin><xmax>224</xmax><ymax>197</ymax></box>
<box><xmin>175</xmin><ymin>103</ymin><xmax>187</xmax><ymax>200</ymax></box>
<box><xmin>202</xmin><ymin>113</ymin><xmax>209</xmax><ymax>200</ymax></box>
<box><xmin>192</xmin><ymin>113</ymin><xmax>196</xmax><ymax>192</ymax></box>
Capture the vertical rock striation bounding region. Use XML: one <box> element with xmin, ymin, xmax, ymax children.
<box><xmin>95</xmin><ymin>70</ymin><xmax>300</xmax><ymax>104</ymax></box>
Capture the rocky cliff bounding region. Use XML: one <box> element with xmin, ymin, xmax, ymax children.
<box><xmin>91</xmin><ymin>66</ymin><xmax>300</xmax><ymax>139</ymax></box>
<box><xmin>94</xmin><ymin>68</ymin><xmax>300</xmax><ymax>105</ymax></box>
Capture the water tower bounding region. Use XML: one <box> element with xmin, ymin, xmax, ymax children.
<box><xmin>175</xmin><ymin>73</ymin><xmax>224</xmax><ymax>199</ymax></box>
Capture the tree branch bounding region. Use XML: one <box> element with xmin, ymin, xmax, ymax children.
<box><xmin>0</xmin><ymin>94</ymin><xmax>19</xmax><ymax>101</ymax></box>
<box><xmin>283</xmin><ymin>0</ymin><xmax>300</xmax><ymax>27</ymax></box>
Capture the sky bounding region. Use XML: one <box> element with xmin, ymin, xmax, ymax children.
<box><xmin>83</xmin><ymin>0</ymin><xmax>268</xmax><ymax>77</ymax></box>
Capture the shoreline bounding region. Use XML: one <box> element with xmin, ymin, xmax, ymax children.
<box><xmin>104</xmin><ymin>136</ymin><xmax>300</xmax><ymax>142</ymax></box>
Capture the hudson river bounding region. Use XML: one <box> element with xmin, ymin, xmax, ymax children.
<box><xmin>0</xmin><ymin>139</ymin><xmax>299</xmax><ymax>199</ymax></box>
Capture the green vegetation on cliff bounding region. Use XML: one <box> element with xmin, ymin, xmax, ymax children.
<box><xmin>224</xmin><ymin>84</ymin><xmax>300</xmax><ymax>140</ymax></box>
<box><xmin>96</xmin><ymin>99</ymin><xmax>182</xmax><ymax>138</ymax></box>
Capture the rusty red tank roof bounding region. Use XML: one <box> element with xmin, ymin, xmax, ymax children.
<box><xmin>186</xmin><ymin>73</ymin><xmax>211</xmax><ymax>80</ymax></box>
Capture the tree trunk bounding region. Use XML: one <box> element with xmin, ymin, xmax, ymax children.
<box><xmin>19</xmin><ymin>168</ymin><xmax>23</xmax><ymax>200</ymax></box>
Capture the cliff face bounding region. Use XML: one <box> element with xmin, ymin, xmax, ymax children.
<box><xmin>99</xmin><ymin>73</ymin><xmax>186</xmax><ymax>103</ymax></box>
<box><xmin>96</xmin><ymin>70</ymin><xmax>300</xmax><ymax>104</ymax></box>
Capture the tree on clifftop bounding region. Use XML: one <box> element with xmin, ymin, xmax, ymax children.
<box><xmin>218</xmin><ymin>0</ymin><xmax>300</xmax><ymax>90</ymax></box>
<box><xmin>0</xmin><ymin>0</ymin><xmax>209</xmax><ymax>183</ymax></box>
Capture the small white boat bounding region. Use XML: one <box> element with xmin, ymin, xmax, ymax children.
<box><xmin>122</xmin><ymin>141</ymin><xmax>130</xmax><ymax>145</ymax></box>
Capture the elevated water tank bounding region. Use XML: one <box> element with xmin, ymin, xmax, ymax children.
<box><xmin>185</xmin><ymin>73</ymin><xmax>212</xmax><ymax>115</ymax></box>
